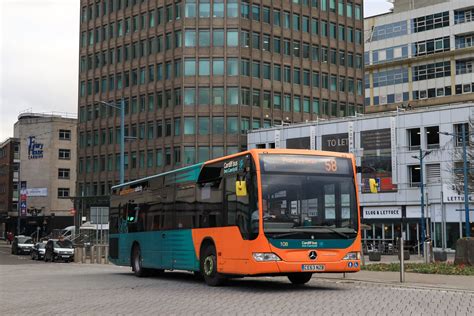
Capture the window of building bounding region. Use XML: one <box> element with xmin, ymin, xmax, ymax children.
<box><xmin>227</xmin><ymin>87</ymin><xmax>239</xmax><ymax>105</ymax></box>
<box><xmin>59</xmin><ymin>129</ymin><xmax>71</xmax><ymax>140</ymax></box>
<box><xmin>426</xmin><ymin>126</ymin><xmax>439</xmax><ymax>149</ymax></box>
<box><xmin>413</xmin><ymin>11</ymin><xmax>449</xmax><ymax>33</ymax></box>
<box><xmin>227</xmin><ymin>0</ymin><xmax>238</xmax><ymax>18</ymax></box>
<box><xmin>408</xmin><ymin>128</ymin><xmax>421</xmax><ymax>151</ymax></box>
<box><xmin>199</xmin><ymin>0</ymin><xmax>210</xmax><ymax>18</ymax></box>
<box><xmin>227</xmin><ymin>117</ymin><xmax>239</xmax><ymax>134</ymax></box>
<box><xmin>213</xmin><ymin>29</ymin><xmax>224</xmax><ymax>46</ymax></box>
<box><xmin>184</xmin><ymin>30</ymin><xmax>196</xmax><ymax>47</ymax></box>
<box><xmin>199</xmin><ymin>117</ymin><xmax>210</xmax><ymax>135</ymax></box>
<box><xmin>199</xmin><ymin>59</ymin><xmax>210</xmax><ymax>76</ymax></box>
<box><xmin>213</xmin><ymin>87</ymin><xmax>224</xmax><ymax>105</ymax></box>
<box><xmin>227</xmin><ymin>30</ymin><xmax>238</xmax><ymax>46</ymax></box>
<box><xmin>58</xmin><ymin>188</ymin><xmax>70</xmax><ymax>198</ymax></box>
<box><xmin>198</xmin><ymin>146</ymin><xmax>209</xmax><ymax>162</ymax></box>
<box><xmin>198</xmin><ymin>29</ymin><xmax>210</xmax><ymax>47</ymax></box>
<box><xmin>241</xmin><ymin>88</ymin><xmax>250</xmax><ymax>105</ymax></box>
<box><xmin>408</xmin><ymin>165</ymin><xmax>421</xmax><ymax>187</ymax></box>
<box><xmin>212</xmin><ymin>117</ymin><xmax>224</xmax><ymax>134</ymax></box>
<box><xmin>199</xmin><ymin>87</ymin><xmax>210</xmax><ymax>105</ymax></box>
<box><xmin>213</xmin><ymin>58</ymin><xmax>224</xmax><ymax>76</ymax></box>
<box><xmin>227</xmin><ymin>58</ymin><xmax>238</xmax><ymax>76</ymax></box>
<box><xmin>185</xmin><ymin>0</ymin><xmax>196</xmax><ymax>18</ymax></box>
<box><xmin>58</xmin><ymin>168</ymin><xmax>70</xmax><ymax>179</ymax></box>
<box><xmin>252</xmin><ymin>4</ymin><xmax>260</xmax><ymax>21</ymax></box>
<box><xmin>58</xmin><ymin>149</ymin><xmax>71</xmax><ymax>160</ymax></box>
<box><xmin>184</xmin><ymin>117</ymin><xmax>195</xmax><ymax>135</ymax></box>
<box><xmin>454</xmin><ymin>123</ymin><xmax>470</xmax><ymax>147</ymax></box>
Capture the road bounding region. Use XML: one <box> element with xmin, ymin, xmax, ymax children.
<box><xmin>0</xmin><ymin>243</ymin><xmax>473</xmax><ymax>315</ymax></box>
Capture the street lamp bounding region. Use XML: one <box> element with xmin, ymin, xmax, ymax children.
<box><xmin>411</xmin><ymin>149</ymin><xmax>432</xmax><ymax>246</ymax></box>
<box><xmin>100</xmin><ymin>98</ymin><xmax>125</xmax><ymax>184</ymax></box>
<box><xmin>439</xmin><ymin>124</ymin><xmax>473</xmax><ymax>238</ymax></box>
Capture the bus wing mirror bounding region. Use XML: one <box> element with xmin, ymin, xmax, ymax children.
<box><xmin>236</xmin><ymin>180</ymin><xmax>248</xmax><ymax>197</ymax></box>
<box><xmin>369</xmin><ymin>178</ymin><xmax>378</xmax><ymax>193</ymax></box>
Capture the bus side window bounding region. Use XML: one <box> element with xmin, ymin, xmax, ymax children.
<box><xmin>225</xmin><ymin>174</ymin><xmax>252</xmax><ymax>239</ymax></box>
<box><xmin>197</xmin><ymin>179</ymin><xmax>224</xmax><ymax>228</ymax></box>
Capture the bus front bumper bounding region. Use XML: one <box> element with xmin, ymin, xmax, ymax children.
<box><xmin>275</xmin><ymin>260</ymin><xmax>361</xmax><ymax>273</ymax></box>
<box><xmin>240</xmin><ymin>259</ymin><xmax>361</xmax><ymax>275</ymax></box>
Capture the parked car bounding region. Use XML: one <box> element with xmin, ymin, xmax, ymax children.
<box><xmin>11</xmin><ymin>235</ymin><xmax>34</xmax><ymax>255</ymax></box>
<box><xmin>30</xmin><ymin>242</ymin><xmax>47</xmax><ymax>260</ymax></box>
<box><xmin>44</xmin><ymin>239</ymin><xmax>74</xmax><ymax>262</ymax></box>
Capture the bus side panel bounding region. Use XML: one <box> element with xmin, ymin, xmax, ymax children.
<box><xmin>164</xmin><ymin>230</ymin><xmax>199</xmax><ymax>271</ymax></box>
<box><xmin>192</xmin><ymin>227</ymin><xmax>277</xmax><ymax>275</ymax></box>
<box><xmin>140</xmin><ymin>232</ymin><xmax>162</xmax><ymax>269</ymax></box>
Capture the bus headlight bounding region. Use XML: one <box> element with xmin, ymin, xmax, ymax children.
<box><xmin>252</xmin><ymin>253</ymin><xmax>281</xmax><ymax>262</ymax></box>
<box><xmin>343</xmin><ymin>252</ymin><xmax>360</xmax><ymax>260</ymax></box>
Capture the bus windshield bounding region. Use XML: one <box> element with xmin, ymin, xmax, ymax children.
<box><xmin>260</xmin><ymin>154</ymin><xmax>358</xmax><ymax>239</ymax></box>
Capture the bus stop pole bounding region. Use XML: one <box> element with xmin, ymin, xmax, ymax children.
<box><xmin>400</xmin><ymin>236</ymin><xmax>405</xmax><ymax>283</ymax></box>
<box><xmin>95</xmin><ymin>208</ymin><xmax>98</xmax><ymax>246</ymax></box>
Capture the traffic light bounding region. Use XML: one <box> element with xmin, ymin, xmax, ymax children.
<box><xmin>369</xmin><ymin>178</ymin><xmax>378</xmax><ymax>193</ymax></box>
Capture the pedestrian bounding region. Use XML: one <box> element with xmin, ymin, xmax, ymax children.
<box><xmin>7</xmin><ymin>232</ymin><xmax>14</xmax><ymax>244</ymax></box>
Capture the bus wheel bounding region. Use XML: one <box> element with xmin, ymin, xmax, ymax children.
<box><xmin>132</xmin><ymin>244</ymin><xmax>148</xmax><ymax>277</ymax></box>
<box><xmin>200</xmin><ymin>245</ymin><xmax>226</xmax><ymax>286</ymax></box>
<box><xmin>287</xmin><ymin>273</ymin><xmax>313</xmax><ymax>285</ymax></box>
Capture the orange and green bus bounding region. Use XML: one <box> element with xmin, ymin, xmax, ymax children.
<box><xmin>109</xmin><ymin>149</ymin><xmax>362</xmax><ymax>286</ymax></box>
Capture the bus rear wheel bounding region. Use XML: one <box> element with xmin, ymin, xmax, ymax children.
<box><xmin>288</xmin><ymin>273</ymin><xmax>313</xmax><ymax>285</ymax></box>
<box><xmin>132</xmin><ymin>244</ymin><xmax>148</xmax><ymax>277</ymax></box>
<box><xmin>200</xmin><ymin>245</ymin><xmax>226</xmax><ymax>286</ymax></box>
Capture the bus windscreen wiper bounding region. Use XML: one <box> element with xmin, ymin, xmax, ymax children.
<box><xmin>270</xmin><ymin>231</ymin><xmax>312</xmax><ymax>239</ymax></box>
<box><xmin>291</xmin><ymin>226</ymin><xmax>354</xmax><ymax>239</ymax></box>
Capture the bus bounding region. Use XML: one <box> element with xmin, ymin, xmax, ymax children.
<box><xmin>109</xmin><ymin>149</ymin><xmax>362</xmax><ymax>286</ymax></box>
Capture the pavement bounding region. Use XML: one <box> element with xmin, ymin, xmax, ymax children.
<box><xmin>0</xmin><ymin>240</ymin><xmax>472</xmax><ymax>291</ymax></box>
<box><xmin>1</xmin><ymin>240</ymin><xmax>474</xmax><ymax>314</ymax></box>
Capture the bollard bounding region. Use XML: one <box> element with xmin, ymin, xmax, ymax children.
<box><xmin>81</xmin><ymin>247</ymin><xmax>86</xmax><ymax>263</ymax></box>
<box><xmin>399</xmin><ymin>237</ymin><xmax>405</xmax><ymax>283</ymax></box>
<box><xmin>74</xmin><ymin>247</ymin><xmax>82</xmax><ymax>263</ymax></box>
<box><xmin>97</xmin><ymin>246</ymin><xmax>102</xmax><ymax>264</ymax></box>
<box><xmin>423</xmin><ymin>241</ymin><xmax>431</xmax><ymax>264</ymax></box>
<box><xmin>104</xmin><ymin>246</ymin><xmax>109</xmax><ymax>264</ymax></box>
<box><xmin>90</xmin><ymin>246</ymin><xmax>95</xmax><ymax>264</ymax></box>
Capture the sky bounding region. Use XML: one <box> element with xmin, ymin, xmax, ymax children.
<box><xmin>0</xmin><ymin>0</ymin><xmax>394</xmax><ymax>141</ymax></box>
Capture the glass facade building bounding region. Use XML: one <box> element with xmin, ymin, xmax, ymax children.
<box><xmin>77</xmin><ymin>0</ymin><xmax>364</xmax><ymax>195</ymax></box>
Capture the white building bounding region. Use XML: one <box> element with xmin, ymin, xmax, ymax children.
<box><xmin>248</xmin><ymin>104</ymin><xmax>474</xmax><ymax>251</ymax></box>
<box><xmin>364</xmin><ymin>0</ymin><xmax>474</xmax><ymax>112</ymax></box>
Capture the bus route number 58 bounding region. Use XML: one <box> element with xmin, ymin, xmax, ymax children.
<box><xmin>325</xmin><ymin>160</ymin><xmax>337</xmax><ymax>172</ymax></box>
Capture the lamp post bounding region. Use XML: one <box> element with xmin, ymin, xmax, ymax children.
<box><xmin>412</xmin><ymin>149</ymin><xmax>432</xmax><ymax>247</ymax></box>
<box><xmin>439</xmin><ymin>125</ymin><xmax>473</xmax><ymax>238</ymax></box>
<box><xmin>100</xmin><ymin>98</ymin><xmax>125</xmax><ymax>184</ymax></box>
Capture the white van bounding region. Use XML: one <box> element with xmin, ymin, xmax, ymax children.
<box><xmin>60</xmin><ymin>226</ymin><xmax>76</xmax><ymax>240</ymax></box>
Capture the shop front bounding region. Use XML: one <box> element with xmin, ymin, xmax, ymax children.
<box><xmin>361</xmin><ymin>206</ymin><xmax>422</xmax><ymax>254</ymax></box>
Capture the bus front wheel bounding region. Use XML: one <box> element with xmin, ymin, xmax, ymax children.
<box><xmin>287</xmin><ymin>273</ymin><xmax>313</xmax><ymax>285</ymax></box>
<box><xmin>132</xmin><ymin>244</ymin><xmax>148</xmax><ymax>277</ymax></box>
<box><xmin>200</xmin><ymin>245</ymin><xmax>226</xmax><ymax>286</ymax></box>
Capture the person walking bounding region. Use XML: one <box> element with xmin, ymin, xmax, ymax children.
<box><xmin>6</xmin><ymin>232</ymin><xmax>14</xmax><ymax>244</ymax></box>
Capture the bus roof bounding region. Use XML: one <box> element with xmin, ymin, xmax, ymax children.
<box><xmin>111</xmin><ymin>149</ymin><xmax>354</xmax><ymax>190</ymax></box>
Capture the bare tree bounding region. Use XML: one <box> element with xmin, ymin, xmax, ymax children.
<box><xmin>445</xmin><ymin>117</ymin><xmax>474</xmax><ymax>196</ymax></box>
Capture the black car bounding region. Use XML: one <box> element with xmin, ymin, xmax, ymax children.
<box><xmin>44</xmin><ymin>239</ymin><xmax>74</xmax><ymax>262</ymax></box>
<box><xmin>30</xmin><ymin>242</ymin><xmax>47</xmax><ymax>260</ymax></box>
<box><xmin>11</xmin><ymin>236</ymin><xmax>34</xmax><ymax>255</ymax></box>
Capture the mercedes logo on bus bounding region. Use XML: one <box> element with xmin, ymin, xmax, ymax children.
<box><xmin>308</xmin><ymin>251</ymin><xmax>317</xmax><ymax>260</ymax></box>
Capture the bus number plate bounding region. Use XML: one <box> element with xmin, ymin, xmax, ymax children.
<box><xmin>302</xmin><ymin>264</ymin><xmax>325</xmax><ymax>271</ymax></box>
